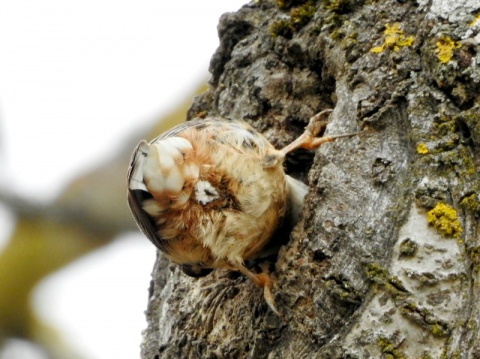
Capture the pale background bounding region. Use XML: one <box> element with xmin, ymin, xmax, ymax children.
<box><xmin>0</xmin><ymin>1</ymin><xmax>246</xmax><ymax>357</ymax></box>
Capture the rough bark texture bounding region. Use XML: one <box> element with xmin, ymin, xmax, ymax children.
<box><xmin>141</xmin><ymin>0</ymin><xmax>480</xmax><ymax>357</ymax></box>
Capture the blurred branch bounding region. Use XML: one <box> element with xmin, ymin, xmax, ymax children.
<box><xmin>0</xmin><ymin>81</ymin><xmax>207</xmax><ymax>358</ymax></box>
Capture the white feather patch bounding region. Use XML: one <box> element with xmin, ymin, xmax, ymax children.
<box><xmin>163</xmin><ymin>166</ymin><xmax>184</xmax><ymax>193</ymax></box>
<box><xmin>165</xmin><ymin>137</ymin><xmax>192</xmax><ymax>152</ymax></box>
<box><xmin>286</xmin><ymin>175</ymin><xmax>308</xmax><ymax>221</ymax></box>
<box><xmin>154</xmin><ymin>142</ymin><xmax>175</xmax><ymax>169</ymax></box>
<box><xmin>162</xmin><ymin>141</ymin><xmax>183</xmax><ymax>163</ymax></box>
<box><xmin>195</xmin><ymin>180</ymin><xmax>219</xmax><ymax>205</ymax></box>
<box><xmin>183</xmin><ymin>163</ymin><xmax>199</xmax><ymax>181</ymax></box>
<box><xmin>142</xmin><ymin>199</ymin><xmax>167</xmax><ymax>216</ymax></box>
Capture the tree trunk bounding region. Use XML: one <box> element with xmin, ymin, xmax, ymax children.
<box><xmin>141</xmin><ymin>0</ymin><xmax>480</xmax><ymax>357</ymax></box>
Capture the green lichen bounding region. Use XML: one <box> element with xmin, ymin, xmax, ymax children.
<box><xmin>275</xmin><ymin>0</ymin><xmax>311</xmax><ymax>9</ymax></box>
<box><xmin>437</xmin><ymin>113</ymin><xmax>457</xmax><ymax>132</ymax></box>
<box><xmin>440</xmin><ymin>349</ymin><xmax>448</xmax><ymax>359</ymax></box>
<box><xmin>418</xmin><ymin>113</ymin><xmax>476</xmax><ymax>179</ymax></box>
<box><xmin>469</xmin><ymin>247</ymin><xmax>480</xmax><ymax>267</ymax></box>
<box><xmin>389</xmin><ymin>275</ymin><xmax>408</xmax><ymax>292</ymax></box>
<box><xmin>426</xmin><ymin>203</ymin><xmax>462</xmax><ymax>238</ymax></box>
<box><xmin>400</xmin><ymin>301</ymin><xmax>451</xmax><ymax>337</ymax></box>
<box><xmin>430</xmin><ymin>323</ymin><xmax>449</xmax><ymax>337</ymax></box>
<box><xmin>458</xmin><ymin>109</ymin><xmax>480</xmax><ymax>146</ymax></box>
<box><xmin>290</xmin><ymin>2</ymin><xmax>316</xmax><ymax>28</ymax></box>
<box><xmin>329</xmin><ymin>28</ymin><xmax>343</xmax><ymax>40</ymax></box>
<box><xmin>324</xmin><ymin>276</ymin><xmax>362</xmax><ymax>304</ymax></box>
<box><xmin>435</xmin><ymin>36</ymin><xmax>460</xmax><ymax>64</ymax></box>
<box><xmin>337</xmin><ymin>29</ymin><xmax>359</xmax><ymax>54</ymax></box>
<box><xmin>269</xmin><ymin>1</ymin><xmax>316</xmax><ymax>38</ymax></box>
<box><xmin>460</xmin><ymin>193</ymin><xmax>479</xmax><ymax>213</ymax></box>
<box><xmin>365</xmin><ymin>262</ymin><xmax>389</xmax><ymax>281</ymax></box>
<box><xmin>379</xmin><ymin>309</ymin><xmax>395</xmax><ymax>324</ymax></box>
<box><xmin>324</xmin><ymin>12</ymin><xmax>344</xmax><ymax>30</ymax></box>
<box><xmin>436</xmin><ymin>146</ymin><xmax>475</xmax><ymax>177</ymax></box>
<box><xmin>269</xmin><ymin>19</ymin><xmax>294</xmax><ymax>38</ymax></box>
<box><xmin>370</xmin><ymin>23</ymin><xmax>414</xmax><ymax>53</ymax></box>
<box><xmin>365</xmin><ymin>263</ymin><xmax>408</xmax><ymax>296</ymax></box>
<box><xmin>376</xmin><ymin>336</ymin><xmax>407</xmax><ymax>359</ymax></box>
<box><xmin>322</xmin><ymin>0</ymin><xmax>363</xmax><ymax>13</ymax></box>
<box><xmin>399</xmin><ymin>238</ymin><xmax>418</xmax><ymax>258</ymax></box>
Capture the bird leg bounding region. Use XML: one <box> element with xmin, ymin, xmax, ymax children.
<box><xmin>261</xmin><ymin>109</ymin><xmax>356</xmax><ymax>169</ymax></box>
<box><xmin>279</xmin><ymin>109</ymin><xmax>357</xmax><ymax>156</ymax></box>
<box><xmin>233</xmin><ymin>263</ymin><xmax>280</xmax><ymax>316</ymax></box>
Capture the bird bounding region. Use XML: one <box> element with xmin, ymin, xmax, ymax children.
<box><xmin>127</xmin><ymin>110</ymin><xmax>355</xmax><ymax>315</ymax></box>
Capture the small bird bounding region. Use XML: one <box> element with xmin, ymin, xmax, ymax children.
<box><xmin>127</xmin><ymin>110</ymin><xmax>355</xmax><ymax>315</ymax></box>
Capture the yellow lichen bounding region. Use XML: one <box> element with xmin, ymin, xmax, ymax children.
<box><xmin>470</xmin><ymin>14</ymin><xmax>480</xmax><ymax>27</ymax></box>
<box><xmin>435</xmin><ymin>36</ymin><xmax>461</xmax><ymax>64</ymax></box>
<box><xmin>370</xmin><ymin>23</ymin><xmax>414</xmax><ymax>53</ymax></box>
<box><xmin>416</xmin><ymin>143</ymin><xmax>429</xmax><ymax>154</ymax></box>
<box><xmin>426</xmin><ymin>203</ymin><xmax>462</xmax><ymax>238</ymax></box>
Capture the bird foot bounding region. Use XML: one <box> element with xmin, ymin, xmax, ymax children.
<box><xmin>256</xmin><ymin>272</ymin><xmax>280</xmax><ymax>316</ymax></box>
<box><xmin>234</xmin><ymin>263</ymin><xmax>280</xmax><ymax>316</ymax></box>
<box><xmin>279</xmin><ymin>109</ymin><xmax>356</xmax><ymax>155</ymax></box>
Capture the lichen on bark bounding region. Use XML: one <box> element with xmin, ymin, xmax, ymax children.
<box><xmin>142</xmin><ymin>0</ymin><xmax>480</xmax><ymax>358</ymax></box>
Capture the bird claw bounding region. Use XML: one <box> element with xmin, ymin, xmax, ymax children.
<box><xmin>262</xmin><ymin>278</ymin><xmax>280</xmax><ymax>316</ymax></box>
<box><xmin>305</xmin><ymin>109</ymin><xmax>333</xmax><ymax>138</ymax></box>
<box><xmin>256</xmin><ymin>272</ymin><xmax>280</xmax><ymax>316</ymax></box>
<box><xmin>279</xmin><ymin>109</ymin><xmax>356</xmax><ymax>155</ymax></box>
<box><xmin>234</xmin><ymin>264</ymin><xmax>281</xmax><ymax>316</ymax></box>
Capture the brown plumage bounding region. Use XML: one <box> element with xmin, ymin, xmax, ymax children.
<box><xmin>127</xmin><ymin>110</ymin><xmax>355</xmax><ymax>314</ymax></box>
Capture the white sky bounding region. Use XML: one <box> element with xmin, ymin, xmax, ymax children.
<box><xmin>0</xmin><ymin>1</ymin><xmax>246</xmax><ymax>358</ymax></box>
<box><xmin>0</xmin><ymin>0</ymin><xmax>246</xmax><ymax>201</ymax></box>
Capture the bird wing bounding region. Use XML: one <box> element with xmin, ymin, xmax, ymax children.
<box><xmin>127</xmin><ymin>118</ymin><xmax>212</xmax><ymax>252</ymax></box>
<box><xmin>127</xmin><ymin>140</ymin><xmax>166</xmax><ymax>250</ymax></box>
<box><xmin>150</xmin><ymin>118</ymin><xmax>211</xmax><ymax>142</ymax></box>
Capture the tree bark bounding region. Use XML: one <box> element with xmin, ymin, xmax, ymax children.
<box><xmin>141</xmin><ymin>0</ymin><xmax>480</xmax><ymax>357</ymax></box>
